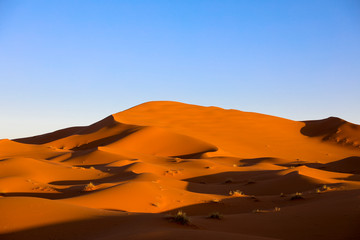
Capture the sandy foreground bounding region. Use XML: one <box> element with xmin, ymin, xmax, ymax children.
<box><xmin>1</xmin><ymin>101</ymin><xmax>359</xmax><ymax>240</ymax></box>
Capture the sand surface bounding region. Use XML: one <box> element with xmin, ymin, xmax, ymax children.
<box><xmin>1</xmin><ymin>101</ymin><xmax>360</xmax><ymax>239</ymax></box>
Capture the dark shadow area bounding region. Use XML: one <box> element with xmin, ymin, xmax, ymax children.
<box><xmin>64</xmin><ymin>148</ymin><xmax>96</xmax><ymax>159</ymax></box>
<box><xmin>184</xmin><ymin>170</ymin><xmax>280</xmax><ymax>184</ymax></box>
<box><xmin>1</xmin><ymin>182</ymin><xmax>127</xmax><ymax>200</ymax></box>
<box><xmin>185</xmin><ymin>182</ymin><xmax>236</xmax><ymax>196</ymax></box>
<box><xmin>13</xmin><ymin>116</ymin><xmax>140</xmax><ymax>147</ymax></box>
<box><xmin>276</xmin><ymin>161</ymin><xmax>307</xmax><ymax>168</ymax></box>
<box><xmin>70</xmin><ymin>126</ymin><xmax>142</xmax><ymax>151</ymax></box>
<box><xmin>163</xmin><ymin>188</ymin><xmax>360</xmax><ymax>218</ymax></box>
<box><xmin>49</xmin><ymin>164</ymin><xmax>139</xmax><ymax>186</ymax></box>
<box><xmin>184</xmin><ymin>170</ymin><xmax>281</xmax><ymax>196</ymax></box>
<box><xmin>48</xmin><ymin>173</ymin><xmax>135</xmax><ymax>186</ymax></box>
<box><xmin>169</xmin><ymin>193</ymin><xmax>332</xmax><ymax>215</ymax></box>
<box><xmin>239</xmin><ymin>157</ymin><xmax>278</xmax><ymax>167</ymax></box>
<box><xmin>46</xmin><ymin>152</ymin><xmax>71</xmax><ymax>160</ymax></box>
<box><xmin>172</xmin><ymin>150</ymin><xmax>218</xmax><ymax>159</ymax></box>
<box><xmin>336</xmin><ymin>174</ymin><xmax>360</xmax><ymax>181</ymax></box>
<box><xmin>1</xmin><ymin>190</ymin><xmax>81</xmax><ymax>200</ymax></box>
<box><xmin>304</xmin><ymin>156</ymin><xmax>360</xmax><ymax>174</ymax></box>
<box><xmin>300</xmin><ymin>118</ymin><xmax>360</xmax><ymax>149</ymax></box>
<box><xmin>323</xmin><ymin>156</ymin><xmax>360</xmax><ymax>174</ymax></box>
<box><xmin>0</xmin><ymin>213</ymin><xmax>161</xmax><ymax>240</ymax></box>
<box><xmin>162</xmin><ymin>196</ymin><xmax>282</xmax><ymax>216</ymax></box>
<box><xmin>2</xmin><ymin>193</ymin><xmax>360</xmax><ymax>240</ymax></box>
<box><xmin>303</xmin><ymin>162</ymin><xmax>325</xmax><ymax>169</ymax></box>
<box><xmin>184</xmin><ymin>169</ymin><xmax>347</xmax><ymax>196</ymax></box>
<box><xmin>47</xmin><ymin>148</ymin><xmax>134</xmax><ymax>162</ymax></box>
<box><xmin>2</xmin><ymin>172</ymin><xmax>137</xmax><ymax>200</ymax></box>
<box><xmin>300</xmin><ymin>117</ymin><xmax>345</xmax><ymax>138</ymax></box>
<box><xmin>13</xmin><ymin>126</ymin><xmax>84</xmax><ymax>144</ymax></box>
<box><xmin>13</xmin><ymin>115</ymin><xmax>117</xmax><ymax>144</ymax></box>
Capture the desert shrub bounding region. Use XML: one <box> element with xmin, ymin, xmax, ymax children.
<box><xmin>229</xmin><ymin>190</ymin><xmax>243</xmax><ymax>196</ymax></box>
<box><xmin>290</xmin><ymin>192</ymin><xmax>304</xmax><ymax>200</ymax></box>
<box><xmin>316</xmin><ymin>184</ymin><xmax>331</xmax><ymax>193</ymax></box>
<box><xmin>320</xmin><ymin>184</ymin><xmax>330</xmax><ymax>191</ymax></box>
<box><xmin>208</xmin><ymin>212</ymin><xmax>223</xmax><ymax>220</ymax></box>
<box><xmin>83</xmin><ymin>182</ymin><xmax>96</xmax><ymax>191</ymax></box>
<box><xmin>171</xmin><ymin>211</ymin><xmax>190</xmax><ymax>225</ymax></box>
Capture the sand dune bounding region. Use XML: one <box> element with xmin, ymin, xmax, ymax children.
<box><xmin>2</xmin><ymin>101</ymin><xmax>360</xmax><ymax>239</ymax></box>
<box><xmin>301</xmin><ymin>117</ymin><xmax>360</xmax><ymax>148</ymax></box>
<box><xmin>102</xmin><ymin>126</ymin><xmax>218</xmax><ymax>157</ymax></box>
<box><xmin>321</xmin><ymin>156</ymin><xmax>360</xmax><ymax>174</ymax></box>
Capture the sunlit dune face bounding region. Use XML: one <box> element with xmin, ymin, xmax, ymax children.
<box><xmin>1</xmin><ymin>101</ymin><xmax>360</xmax><ymax>240</ymax></box>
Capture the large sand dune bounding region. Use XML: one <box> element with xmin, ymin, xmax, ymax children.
<box><xmin>1</xmin><ymin>101</ymin><xmax>360</xmax><ymax>239</ymax></box>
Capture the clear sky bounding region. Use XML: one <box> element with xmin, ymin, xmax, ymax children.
<box><xmin>0</xmin><ymin>0</ymin><xmax>359</xmax><ymax>139</ymax></box>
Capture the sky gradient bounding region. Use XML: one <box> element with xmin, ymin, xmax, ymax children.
<box><xmin>0</xmin><ymin>0</ymin><xmax>359</xmax><ymax>139</ymax></box>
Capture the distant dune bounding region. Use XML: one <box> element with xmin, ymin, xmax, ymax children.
<box><xmin>1</xmin><ymin>101</ymin><xmax>360</xmax><ymax>240</ymax></box>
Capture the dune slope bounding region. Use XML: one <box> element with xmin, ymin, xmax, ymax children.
<box><xmin>1</xmin><ymin>101</ymin><xmax>359</xmax><ymax>240</ymax></box>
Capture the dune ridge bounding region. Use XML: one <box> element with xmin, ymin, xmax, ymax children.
<box><xmin>2</xmin><ymin>101</ymin><xmax>360</xmax><ymax>240</ymax></box>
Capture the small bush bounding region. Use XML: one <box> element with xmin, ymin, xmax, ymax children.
<box><xmin>320</xmin><ymin>184</ymin><xmax>330</xmax><ymax>191</ymax></box>
<box><xmin>171</xmin><ymin>211</ymin><xmax>190</xmax><ymax>225</ymax></box>
<box><xmin>290</xmin><ymin>192</ymin><xmax>304</xmax><ymax>200</ymax></box>
<box><xmin>83</xmin><ymin>182</ymin><xmax>96</xmax><ymax>191</ymax></box>
<box><xmin>208</xmin><ymin>212</ymin><xmax>223</xmax><ymax>220</ymax></box>
<box><xmin>229</xmin><ymin>190</ymin><xmax>244</xmax><ymax>196</ymax></box>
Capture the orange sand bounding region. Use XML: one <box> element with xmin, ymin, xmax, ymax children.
<box><xmin>1</xmin><ymin>101</ymin><xmax>359</xmax><ymax>240</ymax></box>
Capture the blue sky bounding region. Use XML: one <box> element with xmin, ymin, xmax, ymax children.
<box><xmin>0</xmin><ymin>0</ymin><xmax>359</xmax><ymax>139</ymax></box>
